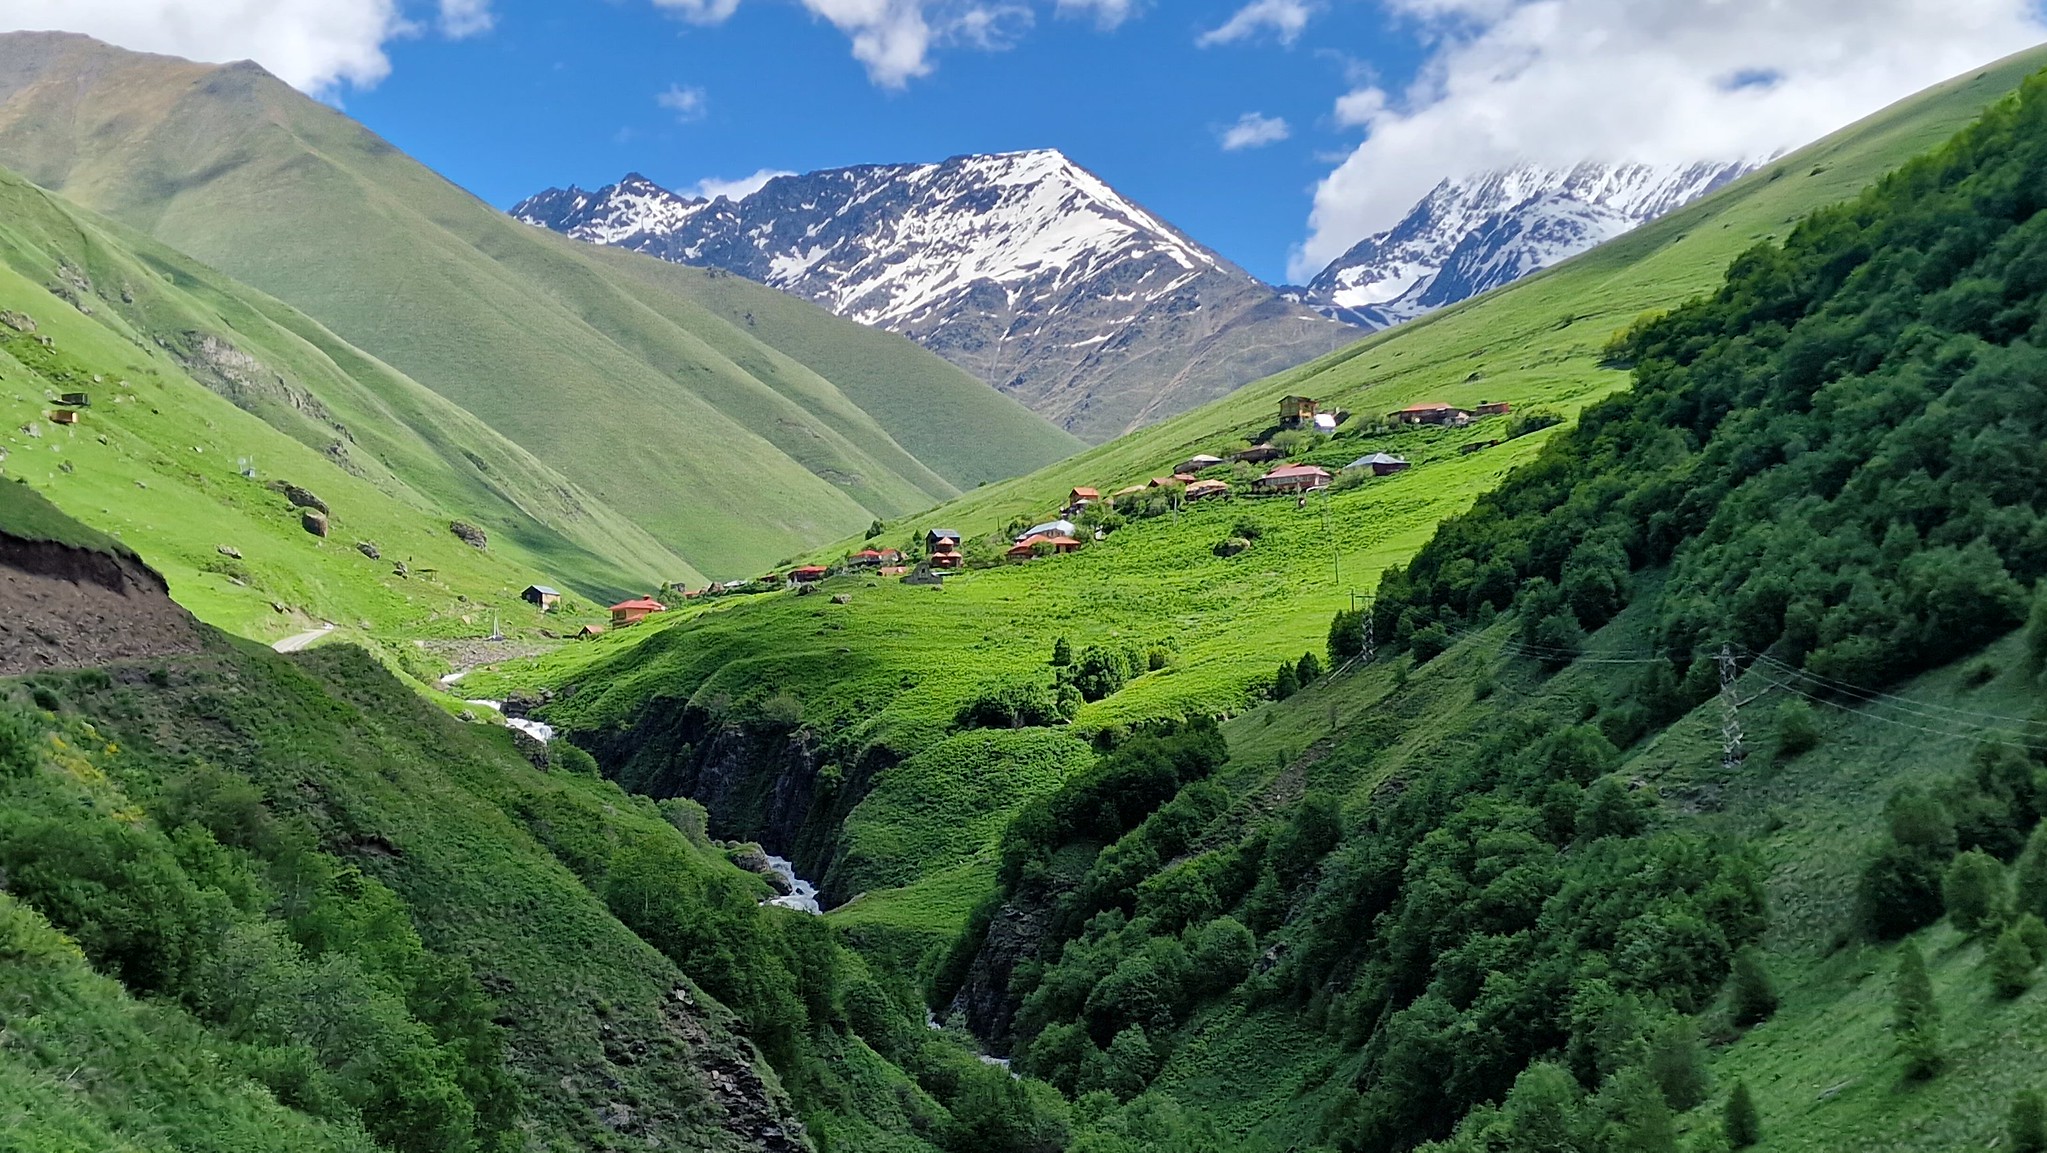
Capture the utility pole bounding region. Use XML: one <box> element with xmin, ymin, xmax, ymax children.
<box><xmin>1717</xmin><ymin>644</ymin><xmax>1745</xmax><ymax>770</ymax></box>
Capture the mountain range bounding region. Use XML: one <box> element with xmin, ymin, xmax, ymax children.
<box><xmin>0</xmin><ymin>32</ymin><xmax>1081</xmax><ymax>582</ymax></box>
<box><xmin>517</xmin><ymin>157</ymin><xmax>1756</xmax><ymax>435</ymax></box>
<box><xmin>514</xmin><ymin>152</ymin><xmax>1358</xmax><ymax>442</ymax></box>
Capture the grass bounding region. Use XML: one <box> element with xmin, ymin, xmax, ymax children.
<box><xmin>0</xmin><ymin>33</ymin><xmax>1081</xmax><ymax>579</ymax></box>
<box><xmin>465</xmin><ymin>46</ymin><xmax>2047</xmax><ymax>977</ymax></box>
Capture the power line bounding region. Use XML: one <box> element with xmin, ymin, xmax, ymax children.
<box><xmin>1751</xmin><ymin>669</ymin><xmax>2047</xmax><ymax>754</ymax></box>
<box><xmin>1746</xmin><ymin>651</ymin><xmax>2047</xmax><ymax>731</ymax></box>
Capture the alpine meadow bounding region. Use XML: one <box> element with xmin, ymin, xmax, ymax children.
<box><xmin>1</xmin><ymin>14</ymin><xmax>2046</xmax><ymax>1153</ymax></box>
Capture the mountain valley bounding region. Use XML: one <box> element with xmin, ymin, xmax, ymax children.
<box><xmin>1</xmin><ymin>22</ymin><xmax>2047</xmax><ymax>1153</ymax></box>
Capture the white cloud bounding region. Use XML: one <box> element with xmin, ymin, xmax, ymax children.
<box><xmin>438</xmin><ymin>0</ymin><xmax>492</xmax><ymax>37</ymax></box>
<box><xmin>651</xmin><ymin>1</ymin><xmax>1124</xmax><ymax>86</ymax></box>
<box><xmin>687</xmin><ymin>168</ymin><xmax>795</xmax><ymax>200</ymax></box>
<box><xmin>1197</xmin><ymin>0</ymin><xmax>1316</xmax><ymax>47</ymax></box>
<box><xmin>0</xmin><ymin>0</ymin><xmax>418</xmax><ymax>93</ymax></box>
<box><xmin>1054</xmin><ymin>0</ymin><xmax>1140</xmax><ymax>30</ymax></box>
<box><xmin>651</xmin><ymin>0</ymin><xmax>744</xmax><ymax>21</ymax></box>
<box><xmin>1220</xmin><ymin>111</ymin><xmax>1290</xmax><ymax>151</ymax></box>
<box><xmin>657</xmin><ymin>83</ymin><xmax>709</xmax><ymax>121</ymax></box>
<box><xmin>1293</xmin><ymin>0</ymin><xmax>2047</xmax><ymax>280</ymax></box>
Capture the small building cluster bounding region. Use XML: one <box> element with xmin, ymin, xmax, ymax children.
<box><xmin>1387</xmin><ymin>399</ymin><xmax>1512</xmax><ymax>427</ymax></box>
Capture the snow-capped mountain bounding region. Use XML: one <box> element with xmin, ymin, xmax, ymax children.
<box><xmin>513</xmin><ymin>150</ymin><xmax>1354</xmax><ymax>442</ymax></box>
<box><xmin>1296</xmin><ymin>161</ymin><xmax>1756</xmax><ymax>328</ymax></box>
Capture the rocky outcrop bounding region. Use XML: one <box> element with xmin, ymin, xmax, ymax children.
<box><xmin>949</xmin><ymin>895</ymin><xmax>1050</xmax><ymax>1055</ymax></box>
<box><xmin>0</xmin><ymin>533</ymin><xmax>206</xmax><ymax>675</ymax></box>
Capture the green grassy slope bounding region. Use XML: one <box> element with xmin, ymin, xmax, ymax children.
<box><xmin>468</xmin><ymin>43</ymin><xmax>2047</xmax><ymax>929</ymax></box>
<box><xmin>0</xmin><ymin>33</ymin><xmax>1080</xmax><ymax>578</ymax></box>
<box><xmin>0</xmin><ymin>165</ymin><xmax>674</xmax><ymax>646</ymax></box>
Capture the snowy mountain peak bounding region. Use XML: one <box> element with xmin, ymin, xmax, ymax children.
<box><xmin>1298</xmin><ymin>159</ymin><xmax>1756</xmax><ymax>328</ymax></box>
<box><xmin>513</xmin><ymin>152</ymin><xmax>1347</xmax><ymax>442</ymax></box>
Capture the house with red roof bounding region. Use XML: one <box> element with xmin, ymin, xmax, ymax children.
<box><xmin>1255</xmin><ymin>464</ymin><xmax>1333</xmax><ymax>493</ymax></box>
<box><xmin>609</xmin><ymin>597</ymin><xmax>667</xmax><ymax>626</ymax></box>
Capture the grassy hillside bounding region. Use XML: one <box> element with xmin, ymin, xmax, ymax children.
<box><xmin>916</xmin><ymin>56</ymin><xmax>2047</xmax><ymax>1152</ymax></box>
<box><xmin>467</xmin><ymin>44</ymin><xmax>2047</xmax><ymax>923</ymax></box>
<box><xmin>0</xmin><ymin>32</ymin><xmax>1080</xmax><ymax>578</ymax></box>
<box><xmin>0</xmin><ymin>487</ymin><xmax>1116</xmax><ymax>1153</ymax></box>
<box><xmin>0</xmin><ymin>164</ymin><xmax>706</xmax><ymax>650</ymax></box>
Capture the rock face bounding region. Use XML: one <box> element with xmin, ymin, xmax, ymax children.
<box><xmin>514</xmin><ymin>151</ymin><xmax>1355</xmax><ymax>442</ymax></box>
<box><xmin>449</xmin><ymin>520</ymin><xmax>487</xmax><ymax>549</ymax></box>
<box><xmin>0</xmin><ymin>534</ymin><xmax>205</xmax><ymax>674</ymax></box>
<box><xmin>1292</xmin><ymin>160</ymin><xmax>1756</xmax><ymax>328</ymax></box>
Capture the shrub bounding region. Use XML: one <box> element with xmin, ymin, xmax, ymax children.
<box><xmin>2012</xmin><ymin>1090</ymin><xmax>2047</xmax><ymax>1153</ymax></box>
<box><xmin>1728</xmin><ymin>946</ymin><xmax>1779</xmax><ymax>1027</ymax></box>
<box><xmin>1944</xmin><ymin>850</ymin><xmax>2008</xmax><ymax>936</ymax></box>
<box><xmin>1991</xmin><ymin>925</ymin><xmax>2036</xmax><ymax>999</ymax></box>
<box><xmin>1723</xmin><ymin>1081</ymin><xmax>1761</xmax><ymax>1148</ymax></box>
<box><xmin>1507</xmin><ymin>407</ymin><xmax>1564</xmax><ymax>439</ymax></box>
<box><xmin>2018</xmin><ymin>913</ymin><xmax>2047</xmax><ymax>966</ymax></box>
<box><xmin>1051</xmin><ymin>636</ymin><xmax>1072</xmax><ymax>667</ymax></box>
<box><xmin>1067</xmin><ymin>646</ymin><xmax>1135</xmax><ymax>702</ymax></box>
<box><xmin>1231</xmin><ymin>517</ymin><xmax>1264</xmax><ymax>541</ymax></box>
<box><xmin>1328</xmin><ymin>609</ymin><xmax>1367</xmax><ymax>665</ymax></box>
<box><xmin>1645</xmin><ymin>1016</ymin><xmax>1712</xmax><ymax>1111</ymax></box>
<box><xmin>1893</xmin><ymin>941</ymin><xmax>1941</xmax><ymax>1080</ymax></box>
<box><xmin>1271</xmin><ymin>662</ymin><xmax>1300</xmax><ymax>701</ymax></box>
<box><xmin>1773</xmin><ymin>699</ymin><xmax>1821</xmax><ymax>759</ymax></box>
<box><xmin>1295</xmin><ymin>651</ymin><xmax>1323</xmax><ymax>685</ymax></box>
<box><xmin>1860</xmin><ymin>844</ymin><xmax>1945</xmax><ymax>939</ymax></box>
<box><xmin>1410</xmin><ymin>624</ymin><xmax>1450</xmax><ymax>665</ymax></box>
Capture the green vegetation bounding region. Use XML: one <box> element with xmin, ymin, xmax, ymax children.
<box><xmin>0</xmin><ymin>33</ymin><xmax>1080</xmax><ymax>579</ymax></box>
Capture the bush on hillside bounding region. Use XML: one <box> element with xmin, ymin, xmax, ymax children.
<box><xmin>1729</xmin><ymin>946</ymin><xmax>1779</xmax><ymax>1027</ymax></box>
<box><xmin>1991</xmin><ymin>924</ymin><xmax>2037</xmax><ymax>998</ymax></box>
<box><xmin>1773</xmin><ymin>699</ymin><xmax>1821</xmax><ymax>759</ymax></box>
<box><xmin>1894</xmin><ymin>941</ymin><xmax>1941</xmax><ymax>1080</ymax></box>
<box><xmin>1944</xmin><ymin>850</ymin><xmax>2008</xmax><ymax>935</ymax></box>
<box><xmin>2012</xmin><ymin>1090</ymin><xmax>2047</xmax><ymax>1153</ymax></box>
<box><xmin>1723</xmin><ymin>1081</ymin><xmax>1762</xmax><ymax>1148</ymax></box>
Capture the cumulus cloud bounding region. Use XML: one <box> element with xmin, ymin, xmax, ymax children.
<box><xmin>1055</xmin><ymin>0</ymin><xmax>1141</xmax><ymax>30</ymax></box>
<box><xmin>1292</xmin><ymin>0</ymin><xmax>2047</xmax><ymax>280</ymax></box>
<box><xmin>687</xmin><ymin>168</ymin><xmax>796</xmax><ymax>200</ymax></box>
<box><xmin>657</xmin><ymin>83</ymin><xmax>709</xmax><ymax>121</ymax></box>
<box><xmin>1220</xmin><ymin>111</ymin><xmax>1290</xmax><ymax>151</ymax></box>
<box><xmin>652</xmin><ymin>1</ymin><xmax>1125</xmax><ymax>87</ymax></box>
<box><xmin>438</xmin><ymin>0</ymin><xmax>492</xmax><ymax>37</ymax></box>
<box><xmin>1198</xmin><ymin>0</ymin><xmax>1316</xmax><ymax>47</ymax></box>
<box><xmin>0</xmin><ymin>0</ymin><xmax>420</xmax><ymax>93</ymax></box>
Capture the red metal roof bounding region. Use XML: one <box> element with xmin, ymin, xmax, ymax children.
<box><xmin>1262</xmin><ymin>464</ymin><xmax>1331</xmax><ymax>480</ymax></box>
<box><xmin>610</xmin><ymin>597</ymin><xmax>666</xmax><ymax>612</ymax></box>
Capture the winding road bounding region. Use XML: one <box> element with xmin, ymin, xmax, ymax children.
<box><xmin>272</xmin><ymin>624</ymin><xmax>335</xmax><ymax>653</ymax></box>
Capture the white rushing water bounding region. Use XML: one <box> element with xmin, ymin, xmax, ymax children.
<box><xmin>761</xmin><ymin>854</ymin><xmax>821</xmax><ymax>914</ymax></box>
<box><xmin>463</xmin><ymin>698</ymin><xmax>556</xmax><ymax>743</ymax></box>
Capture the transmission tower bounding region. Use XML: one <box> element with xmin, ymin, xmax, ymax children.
<box><xmin>1362</xmin><ymin>611</ymin><xmax>1376</xmax><ymax>665</ymax></box>
<box><xmin>1717</xmin><ymin>644</ymin><xmax>1746</xmax><ymax>770</ymax></box>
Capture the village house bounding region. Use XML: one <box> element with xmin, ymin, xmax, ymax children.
<box><xmin>577</xmin><ymin>623</ymin><xmax>606</xmax><ymax>639</ymax></box>
<box><xmin>520</xmin><ymin>584</ymin><xmax>561</xmax><ymax>611</ymax></box>
<box><xmin>1233</xmin><ymin>443</ymin><xmax>1285</xmax><ymax>463</ymax></box>
<box><xmin>926</xmin><ymin>529</ymin><xmax>965</xmax><ymax>569</ymax></box>
<box><xmin>1176</xmin><ymin>453</ymin><xmax>1225</xmax><ymax>474</ymax></box>
<box><xmin>847</xmin><ymin>547</ymin><xmax>902</xmax><ymax>567</ymax></box>
<box><xmin>1388</xmin><ymin>402</ymin><xmax>1472</xmax><ymax>427</ymax></box>
<box><xmin>609</xmin><ymin>597</ymin><xmax>666</xmax><ymax>626</ymax></box>
<box><xmin>1279</xmin><ymin>395</ymin><xmax>1319</xmax><ymax>429</ymax></box>
<box><xmin>1255</xmin><ymin>463</ymin><xmax>1333</xmax><ymax>493</ymax></box>
<box><xmin>1112</xmin><ymin>483</ymin><xmax>1149</xmax><ymax>499</ymax></box>
<box><xmin>1147</xmin><ymin>476</ymin><xmax>1183</xmax><ymax>489</ymax></box>
<box><xmin>1007</xmin><ymin>534</ymin><xmax>1082</xmax><ymax>561</ymax></box>
<box><xmin>1016</xmin><ymin>518</ymin><xmax>1077</xmax><ymax>543</ymax></box>
<box><xmin>1184</xmin><ymin>478</ymin><xmax>1230</xmax><ymax>501</ymax></box>
<box><xmin>789</xmin><ymin>565</ymin><xmax>829</xmax><ymax>584</ymax></box>
<box><xmin>1065</xmin><ymin>487</ymin><xmax>1101</xmax><ymax>515</ymax></box>
<box><xmin>1474</xmin><ymin>401</ymin><xmax>1514</xmax><ymax>417</ymax></box>
<box><xmin>1345</xmin><ymin>452</ymin><xmax>1411</xmax><ymax>476</ymax></box>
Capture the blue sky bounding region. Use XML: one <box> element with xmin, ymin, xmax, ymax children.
<box><xmin>10</xmin><ymin>1</ymin><xmax>2044</xmax><ymax>283</ymax></box>
<box><xmin>339</xmin><ymin>2</ymin><xmax>1423</xmax><ymax>284</ymax></box>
